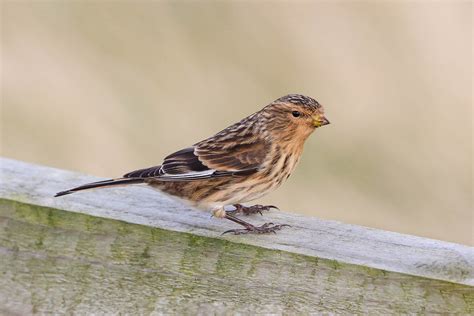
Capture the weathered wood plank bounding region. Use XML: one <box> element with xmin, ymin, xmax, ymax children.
<box><xmin>0</xmin><ymin>200</ymin><xmax>472</xmax><ymax>314</ymax></box>
<box><xmin>1</xmin><ymin>158</ymin><xmax>472</xmax><ymax>285</ymax></box>
<box><xmin>0</xmin><ymin>157</ymin><xmax>473</xmax><ymax>314</ymax></box>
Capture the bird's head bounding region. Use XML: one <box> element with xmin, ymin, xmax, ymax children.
<box><xmin>261</xmin><ymin>94</ymin><xmax>330</xmax><ymax>142</ymax></box>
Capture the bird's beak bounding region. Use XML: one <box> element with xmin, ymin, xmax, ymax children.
<box><xmin>312</xmin><ymin>114</ymin><xmax>330</xmax><ymax>128</ymax></box>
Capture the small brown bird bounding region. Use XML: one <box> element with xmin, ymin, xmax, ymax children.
<box><xmin>55</xmin><ymin>94</ymin><xmax>330</xmax><ymax>234</ymax></box>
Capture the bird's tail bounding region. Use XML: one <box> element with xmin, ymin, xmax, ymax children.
<box><xmin>54</xmin><ymin>178</ymin><xmax>144</xmax><ymax>197</ymax></box>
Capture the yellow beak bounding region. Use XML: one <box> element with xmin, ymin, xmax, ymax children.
<box><xmin>312</xmin><ymin>114</ymin><xmax>330</xmax><ymax>128</ymax></box>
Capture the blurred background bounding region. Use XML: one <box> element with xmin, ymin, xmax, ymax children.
<box><xmin>1</xmin><ymin>1</ymin><xmax>472</xmax><ymax>245</ymax></box>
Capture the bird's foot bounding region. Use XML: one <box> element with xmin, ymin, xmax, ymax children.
<box><xmin>222</xmin><ymin>222</ymin><xmax>290</xmax><ymax>235</ymax></box>
<box><xmin>229</xmin><ymin>204</ymin><xmax>279</xmax><ymax>216</ymax></box>
<box><xmin>222</xmin><ymin>213</ymin><xmax>289</xmax><ymax>235</ymax></box>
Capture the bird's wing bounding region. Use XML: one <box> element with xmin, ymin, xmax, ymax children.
<box><xmin>123</xmin><ymin>139</ymin><xmax>269</xmax><ymax>182</ymax></box>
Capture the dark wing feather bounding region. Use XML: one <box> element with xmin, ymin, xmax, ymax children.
<box><xmin>123</xmin><ymin>147</ymin><xmax>205</xmax><ymax>178</ymax></box>
<box><xmin>123</xmin><ymin>166</ymin><xmax>163</xmax><ymax>178</ymax></box>
<box><xmin>161</xmin><ymin>147</ymin><xmax>209</xmax><ymax>174</ymax></box>
<box><xmin>123</xmin><ymin>142</ymin><xmax>268</xmax><ymax>182</ymax></box>
<box><xmin>124</xmin><ymin>118</ymin><xmax>269</xmax><ymax>181</ymax></box>
<box><xmin>123</xmin><ymin>142</ymin><xmax>268</xmax><ymax>181</ymax></box>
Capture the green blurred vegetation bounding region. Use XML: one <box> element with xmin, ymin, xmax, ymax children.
<box><xmin>1</xmin><ymin>1</ymin><xmax>472</xmax><ymax>245</ymax></box>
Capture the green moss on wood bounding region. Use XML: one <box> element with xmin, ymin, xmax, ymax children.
<box><xmin>0</xmin><ymin>199</ymin><xmax>472</xmax><ymax>314</ymax></box>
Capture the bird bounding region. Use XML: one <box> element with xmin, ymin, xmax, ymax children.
<box><xmin>55</xmin><ymin>94</ymin><xmax>330</xmax><ymax>235</ymax></box>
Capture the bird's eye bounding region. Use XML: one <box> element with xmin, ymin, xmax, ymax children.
<box><xmin>292</xmin><ymin>111</ymin><xmax>301</xmax><ymax>118</ymax></box>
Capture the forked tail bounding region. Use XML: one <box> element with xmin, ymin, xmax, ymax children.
<box><xmin>54</xmin><ymin>178</ymin><xmax>144</xmax><ymax>197</ymax></box>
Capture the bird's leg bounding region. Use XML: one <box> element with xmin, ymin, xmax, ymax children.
<box><xmin>222</xmin><ymin>213</ymin><xmax>290</xmax><ymax>235</ymax></box>
<box><xmin>227</xmin><ymin>204</ymin><xmax>279</xmax><ymax>216</ymax></box>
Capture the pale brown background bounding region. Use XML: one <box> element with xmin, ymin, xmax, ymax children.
<box><xmin>1</xmin><ymin>1</ymin><xmax>472</xmax><ymax>245</ymax></box>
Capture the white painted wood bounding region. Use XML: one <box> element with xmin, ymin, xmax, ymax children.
<box><xmin>1</xmin><ymin>157</ymin><xmax>472</xmax><ymax>286</ymax></box>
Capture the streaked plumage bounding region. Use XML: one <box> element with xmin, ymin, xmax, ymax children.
<box><xmin>55</xmin><ymin>94</ymin><xmax>330</xmax><ymax>234</ymax></box>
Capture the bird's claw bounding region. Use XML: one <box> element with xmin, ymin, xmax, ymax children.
<box><xmin>230</xmin><ymin>204</ymin><xmax>279</xmax><ymax>216</ymax></box>
<box><xmin>222</xmin><ymin>223</ymin><xmax>290</xmax><ymax>235</ymax></box>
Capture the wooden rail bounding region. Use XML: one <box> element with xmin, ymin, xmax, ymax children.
<box><xmin>0</xmin><ymin>157</ymin><xmax>472</xmax><ymax>314</ymax></box>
